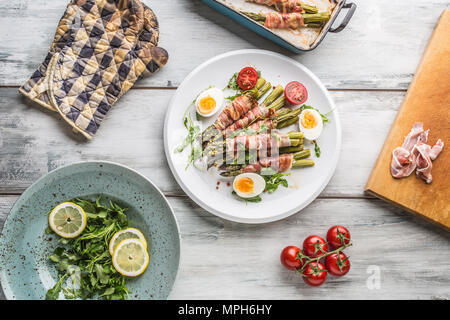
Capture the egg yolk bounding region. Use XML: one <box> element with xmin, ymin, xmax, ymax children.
<box><xmin>198</xmin><ymin>96</ymin><xmax>216</xmax><ymax>114</ymax></box>
<box><xmin>235</xmin><ymin>177</ymin><xmax>254</xmax><ymax>194</ymax></box>
<box><xmin>301</xmin><ymin>111</ymin><xmax>317</xmax><ymax>129</ymax></box>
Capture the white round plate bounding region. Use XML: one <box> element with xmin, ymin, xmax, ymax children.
<box><xmin>164</xmin><ymin>49</ymin><xmax>341</xmax><ymax>223</ymax></box>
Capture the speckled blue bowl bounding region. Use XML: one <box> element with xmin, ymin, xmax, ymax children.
<box><xmin>0</xmin><ymin>161</ymin><xmax>180</xmax><ymax>300</ymax></box>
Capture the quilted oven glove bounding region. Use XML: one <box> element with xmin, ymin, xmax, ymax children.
<box><xmin>19</xmin><ymin>0</ymin><xmax>168</xmax><ymax>139</ymax></box>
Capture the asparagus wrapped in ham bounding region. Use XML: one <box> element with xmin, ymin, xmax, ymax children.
<box><xmin>205</xmin><ymin>107</ymin><xmax>302</xmax><ymax>162</ymax></box>
<box><xmin>225</xmin><ymin>131</ymin><xmax>303</xmax><ymax>154</ymax></box>
<box><xmin>201</xmin><ymin>94</ymin><xmax>258</xmax><ymax>147</ymax></box>
<box><xmin>241</xmin><ymin>11</ymin><xmax>330</xmax><ymax>29</ymax></box>
<box><xmin>203</xmin><ymin>85</ymin><xmax>284</xmax><ymax>149</ymax></box>
<box><xmin>222</xmin><ymin>86</ymin><xmax>285</xmax><ymax>137</ymax></box>
<box><xmin>233</xmin><ymin>106</ymin><xmax>302</xmax><ymax>136</ymax></box>
<box><xmin>220</xmin><ymin>152</ymin><xmax>314</xmax><ymax>177</ymax></box>
<box><xmin>201</xmin><ymin>79</ymin><xmax>272</xmax><ymax>147</ymax></box>
<box><xmin>207</xmin><ymin>131</ymin><xmax>304</xmax><ymax>168</ymax></box>
<box><xmin>245</xmin><ymin>0</ymin><xmax>319</xmax><ymax>13</ymax></box>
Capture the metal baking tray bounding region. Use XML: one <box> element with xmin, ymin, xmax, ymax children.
<box><xmin>202</xmin><ymin>0</ymin><xmax>356</xmax><ymax>53</ymax></box>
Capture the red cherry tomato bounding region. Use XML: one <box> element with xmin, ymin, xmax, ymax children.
<box><xmin>326</xmin><ymin>225</ymin><xmax>351</xmax><ymax>250</ymax></box>
<box><xmin>284</xmin><ymin>81</ymin><xmax>308</xmax><ymax>105</ymax></box>
<box><xmin>303</xmin><ymin>235</ymin><xmax>328</xmax><ymax>258</ymax></box>
<box><xmin>280</xmin><ymin>246</ymin><xmax>304</xmax><ymax>270</ymax></box>
<box><xmin>236</xmin><ymin>67</ymin><xmax>258</xmax><ymax>90</ymax></box>
<box><xmin>325</xmin><ymin>252</ymin><xmax>351</xmax><ymax>277</ymax></box>
<box><xmin>303</xmin><ymin>262</ymin><xmax>327</xmax><ymax>287</ymax></box>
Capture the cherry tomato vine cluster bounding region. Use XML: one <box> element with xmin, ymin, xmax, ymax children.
<box><xmin>280</xmin><ymin>225</ymin><xmax>352</xmax><ymax>287</ymax></box>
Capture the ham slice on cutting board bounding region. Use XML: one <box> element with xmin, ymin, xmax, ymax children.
<box><xmin>391</xmin><ymin>122</ymin><xmax>444</xmax><ymax>184</ymax></box>
<box><xmin>365</xmin><ymin>10</ymin><xmax>450</xmax><ymax>230</ymax></box>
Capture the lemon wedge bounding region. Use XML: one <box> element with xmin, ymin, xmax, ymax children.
<box><xmin>112</xmin><ymin>239</ymin><xmax>149</xmax><ymax>277</ymax></box>
<box><xmin>48</xmin><ymin>202</ymin><xmax>87</xmax><ymax>238</ymax></box>
<box><xmin>108</xmin><ymin>228</ymin><xmax>148</xmax><ymax>255</ymax></box>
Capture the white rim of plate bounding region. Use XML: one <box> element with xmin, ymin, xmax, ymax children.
<box><xmin>164</xmin><ymin>49</ymin><xmax>342</xmax><ymax>224</ymax></box>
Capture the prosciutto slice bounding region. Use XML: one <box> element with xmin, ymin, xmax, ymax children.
<box><xmin>390</xmin><ymin>122</ymin><xmax>444</xmax><ymax>183</ymax></box>
<box><xmin>213</xmin><ymin>95</ymin><xmax>257</xmax><ymax>130</ymax></box>
<box><xmin>429</xmin><ymin>139</ymin><xmax>444</xmax><ymax>160</ymax></box>
<box><xmin>264</xmin><ymin>12</ymin><xmax>305</xmax><ymax>29</ymax></box>
<box><xmin>243</xmin><ymin>154</ymin><xmax>294</xmax><ymax>173</ymax></box>
<box><xmin>248</xmin><ymin>118</ymin><xmax>276</xmax><ymax>131</ymax></box>
<box><xmin>223</xmin><ymin>105</ymin><xmax>276</xmax><ymax>137</ymax></box>
<box><xmin>225</xmin><ymin>132</ymin><xmax>292</xmax><ymax>155</ymax></box>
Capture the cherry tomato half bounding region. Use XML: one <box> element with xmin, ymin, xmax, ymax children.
<box><xmin>325</xmin><ymin>252</ymin><xmax>351</xmax><ymax>277</ymax></box>
<box><xmin>284</xmin><ymin>81</ymin><xmax>308</xmax><ymax>105</ymax></box>
<box><xmin>326</xmin><ymin>225</ymin><xmax>351</xmax><ymax>250</ymax></box>
<box><xmin>237</xmin><ymin>67</ymin><xmax>258</xmax><ymax>90</ymax></box>
<box><xmin>303</xmin><ymin>262</ymin><xmax>327</xmax><ymax>287</ymax></box>
<box><xmin>303</xmin><ymin>235</ymin><xmax>328</xmax><ymax>258</ymax></box>
<box><xmin>280</xmin><ymin>246</ymin><xmax>305</xmax><ymax>270</ymax></box>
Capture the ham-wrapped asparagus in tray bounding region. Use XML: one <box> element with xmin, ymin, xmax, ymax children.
<box><xmin>245</xmin><ymin>0</ymin><xmax>319</xmax><ymax>13</ymax></box>
<box><xmin>176</xmin><ymin>66</ymin><xmax>332</xmax><ymax>202</ymax></box>
<box><xmin>241</xmin><ymin>11</ymin><xmax>330</xmax><ymax>29</ymax></box>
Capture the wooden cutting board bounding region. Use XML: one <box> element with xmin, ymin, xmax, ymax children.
<box><xmin>365</xmin><ymin>10</ymin><xmax>450</xmax><ymax>230</ymax></box>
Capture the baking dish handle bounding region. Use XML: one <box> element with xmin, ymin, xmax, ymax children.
<box><xmin>329</xmin><ymin>2</ymin><xmax>356</xmax><ymax>33</ymax></box>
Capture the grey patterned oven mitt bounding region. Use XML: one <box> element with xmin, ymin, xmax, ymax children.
<box><xmin>19</xmin><ymin>0</ymin><xmax>168</xmax><ymax>139</ymax></box>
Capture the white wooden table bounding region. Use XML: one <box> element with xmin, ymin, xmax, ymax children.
<box><xmin>1</xmin><ymin>0</ymin><xmax>449</xmax><ymax>300</ymax></box>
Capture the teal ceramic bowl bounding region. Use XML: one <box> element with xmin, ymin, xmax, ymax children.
<box><xmin>0</xmin><ymin>161</ymin><xmax>180</xmax><ymax>300</ymax></box>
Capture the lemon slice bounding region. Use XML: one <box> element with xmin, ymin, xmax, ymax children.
<box><xmin>48</xmin><ymin>202</ymin><xmax>87</xmax><ymax>238</ymax></box>
<box><xmin>112</xmin><ymin>239</ymin><xmax>149</xmax><ymax>277</ymax></box>
<box><xmin>108</xmin><ymin>228</ymin><xmax>148</xmax><ymax>255</ymax></box>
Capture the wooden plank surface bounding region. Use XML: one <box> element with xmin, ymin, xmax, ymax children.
<box><xmin>0</xmin><ymin>195</ymin><xmax>449</xmax><ymax>300</ymax></box>
<box><xmin>0</xmin><ymin>0</ymin><xmax>448</xmax><ymax>89</ymax></box>
<box><xmin>0</xmin><ymin>88</ymin><xmax>404</xmax><ymax>197</ymax></box>
<box><xmin>1</xmin><ymin>0</ymin><xmax>450</xmax><ymax>300</ymax></box>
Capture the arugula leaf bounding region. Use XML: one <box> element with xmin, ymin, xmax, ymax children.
<box><xmin>231</xmin><ymin>191</ymin><xmax>262</xmax><ymax>203</ymax></box>
<box><xmin>46</xmin><ymin>274</ymin><xmax>68</xmax><ymax>300</ymax></box>
<box><xmin>260</xmin><ymin>171</ymin><xmax>290</xmax><ymax>193</ymax></box>
<box><xmin>225</xmin><ymin>92</ymin><xmax>244</xmax><ymax>101</ymax></box>
<box><xmin>313</xmin><ymin>140</ymin><xmax>321</xmax><ymax>157</ymax></box>
<box><xmin>46</xmin><ymin>198</ymin><xmax>132</xmax><ymax>300</ymax></box>
<box><xmin>226</xmin><ymin>72</ymin><xmax>240</xmax><ymax>91</ymax></box>
<box><xmin>175</xmin><ymin>102</ymin><xmax>202</xmax><ymax>170</ymax></box>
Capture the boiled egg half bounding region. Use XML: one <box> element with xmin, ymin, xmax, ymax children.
<box><xmin>299</xmin><ymin>109</ymin><xmax>323</xmax><ymax>140</ymax></box>
<box><xmin>233</xmin><ymin>173</ymin><xmax>266</xmax><ymax>198</ymax></box>
<box><xmin>195</xmin><ymin>87</ymin><xmax>224</xmax><ymax>117</ymax></box>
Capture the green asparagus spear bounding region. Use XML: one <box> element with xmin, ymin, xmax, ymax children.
<box><xmin>293</xmin><ymin>149</ymin><xmax>310</xmax><ymax>160</ymax></box>
<box><xmin>256</xmin><ymin>82</ymin><xmax>272</xmax><ymax>100</ymax></box>
<box><xmin>292</xmin><ymin>159</ymin><xmax>315</xmax><ymax>167</ymax></box>
<box><xmin>267</xmin><ymin>94</ymin><xmax>286</xmax><ymax>110</ymax></box>
<box><xmin>277</xmin><ymin>108</ymin><xmax>302</xmax><ymax>123</ymax></box>
<box><xmin>299</xmin><ymin>2</ymin><xmax>319</xmax><ymax>14</ymax></box>
<box><xmin>255</xmin><ymin>77</ymin><xmax>266</xmax><ymax>89</ymax></box>
<box><xmin>277</xmin><ymin>116</ymin><xmax>299</xmax><ymax>129</ymax></box>
<box><xmin>280</xmin><ymin>144</ymin><xmax>304</xmax><ymax>154</ymax></box>
<box><xmin>262</xmin><ymin>85</ymin><xmax>284</xmax><ymax>106</ymax></box>
<box><xmin>276</xmin><ymin>108</ymin><xmax>291</xmax><ymax>117</ymax></box>
<box><xmin>287</xmin><ymin>132</ymin><xmax>303</xmax><ymax>139</ymax></box>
